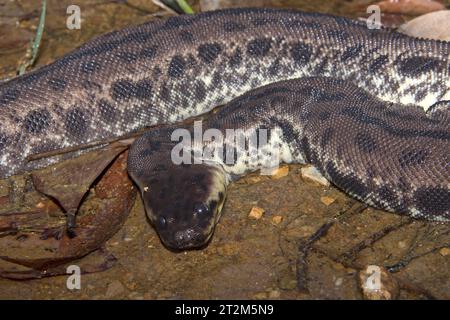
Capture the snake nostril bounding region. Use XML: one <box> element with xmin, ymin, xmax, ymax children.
<box><xmin>174</xmin><ymin>229</ymin><xmax>198</xmax><ymax>246</ymax></box>
<box><xmin>175</xmin><ymin>231</ymin><xmax>189</xmax><ymax>242</ymax></box>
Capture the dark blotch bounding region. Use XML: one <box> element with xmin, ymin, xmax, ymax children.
<box><xmin>80</xmin><ymin>61</ymin><xmax>101</xmax><ymax>73</ymax></box>
<box><xmin>270</xmin><ymin>118</ymin><xmax>299</xmax><ymax>144</ymax></box>
<box><xmin>198</xmin><ymin>43</ymin><xmax>222</xmax><ymax>64</ymax></box>
<box><xmin>397</xmin><ymin>57</ymin><xmax>442</xmax><ymax>76</ymax></box>
<box><xmin>47</xmin><ymin>78</ymin><xmax>67</xmax><ymax>91</ymax></box>
<box><xmin>162</xmin><ymin>16</ymin><xmax>193</xmax><ymax>30</ymax></box>
<box><xmin>111</xmin><ymin>79</ymin><xmax>136</xmax><ymax>102</ymax></box>
<box><xmin>300</xmin><ymin>136</ymin><xmax>313</xmax><ymax>163</ymax></box>
<box><xmin>341</xmin><ymin>45</ymin><xmax>363</xmax><ymax>62</ymax></box>
<box><xmin>0</xmin><ymin>88</ymin><xmax>20</xmax><ymax>106</ymax></box>
<box><xmin>327</xmin><ymin>29</ymin><xmax>349</xmax><ymax>40</ymax></box>
<box><xmin>414</xmin><ymin>187</ymin><xmax>450</xmax><ymax>218</ymax></box>
<box><xmin>291</xmin><ymin>42</ymin><xmax>312</xmax><ymax>65</ymax></box>
<box><xmin>135</xmin><ymin>79</ymin><xmax>153</xmax><ymax>101</ymax></box>
<box><xmin>399</xmin><ymin>149</ymin><xmax>428</xmax><ymax>167</ymax></box>
<box><xmin>98</xmin><ymin>99</ymin><xmax>116</xmax><ymax>123</ymax></box>
<box><xmin>325</xmin><ymin>162</ymin><xmax>369</xmax><ymax>198</ymax></box>
<box><xmin>318</xmin><ymin>111</ymin><xmax>331</xmax><ymax>121</ymax></box>
<box><xmin>193</xmin><ymin>80</ymin><xmax>206</xmax><ymax>102</ymax></box>
<box><xmin>247</xmin><ymin>38</ymin><xmax>272</xmax><ymax>56</ymax></box>
<box><xmin>23</xmin><ymin>109</ymin><xmax>52</xmax><ymax>134</ymax></box>
<box><xmin>268</xmin><ymin>59</ymin><xmax>281</xmax><ymax>75</ymax></box>
<box><xmin>160</xmin><ymin>85</ymin><xmax>171</xmax><ymax>102</ymax></box>
<box><xmin>0</xmin><ymin>132</ymin><xmax>9</xmax><ymax>152</ymax></box>
<box><xmin>368</xmin><ymin>55</ymin><xmax>389</xmax><ymax>73</ymax></box>
<box><xmin>139</xmin><ymin>148</ymin><xmax>153</xmax><ymax>158</ymax></box>
<box><xmin>180</xmin><ymin>31</ymin><xmax>194</xmax><ymax>42</ymax></box>
<box><xmin>168</xmin><ymin>55</ymin><xmax>186</xmax><ymax>78</ymax></box>
<box><xmin>116</xmin><ymin>51</ymin><xmax>139</xmax><ymax>63</ymax></box>
<box><xmin>229</xmin><ymin>48</ymin><xmax>242</xmax><ymax>66</ymax></box>
<box><xmin>373</xmin><ymin>186</ymin><xmax>400</xmax><ymax>211</ymax></box>
<box><xmin>140</xmin><ymin>46</ymin><xmax>157</xmax><ymax>59</ymax></box>
<box><xmin>223</xmin><ymin>21</ymin><xmax>246</xmax><ymax>32</ymax></box>
<box><xmin>355</xmin><ymin>132</ymin><xmax>377</xmax><ymax>153</ymax></box>
<box><xmin>65</xmin><ymin>108</ymin><xmax>89</xmax><ymax>138</ymax></box>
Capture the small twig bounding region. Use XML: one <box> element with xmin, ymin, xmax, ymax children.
<box><xmin>339</xmin><ymin>219</ymin><xmax>411</xmax><ymax>264</ymax></box>
<box><xmin>25</xmin><ymin>132</ymin><xmax>140</xmax><ymax>162</ymax></box>
<box><xmin>296</xmin><ymin>222</ymin><xmax>334</xmax><ymax>292</ymax></box>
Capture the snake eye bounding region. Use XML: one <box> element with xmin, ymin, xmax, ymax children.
<box><xmin>157</xmin><ymin>216</ymin><xmax>167</xmax><ymax>229</ymax></box>
<box><xmin>193</xmin><ymin>202</ymin><xmax>210</xmax><ymax>215</ymax></box>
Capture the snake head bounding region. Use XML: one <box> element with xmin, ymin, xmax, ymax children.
<box><xmin>129</xmin><ymin>159</ymin><xmax>228</xmax><ymax>250</ymax></box>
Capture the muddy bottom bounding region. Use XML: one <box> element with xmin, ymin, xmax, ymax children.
<box><xmin>0</xmin><ymin>0</ymin><xmax>449</xmax><ymax>300</ymax></box>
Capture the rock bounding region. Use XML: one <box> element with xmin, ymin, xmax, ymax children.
<box><xmin>253</xmin><ymin>292</ymin><xmax>268</xmax><ymax>299</ymax></box>
<box><xmin>105</xmin><ymin>280</ymin><xmax>126</xmax><ymax>298</ymax></box>
<box><xmin>398</xmin><ymin>240</ymin><xmax>408</xmax><ymax>249</ymax></box>
<box><xmin>269</xmin><ymin>166</ymin><xmax>289</xmax><ymax>179</ymax></box>
<box><xmin>320</xmin><ymin>196</ymin><xmax>336</xmax><ymax>206</ymax></box>
<box><xmin>268</xmin><ymin>289</ymin><xmax>281</xmax><ymax>299</ymax></box>
<box><xmin>359</xmin><ymin>265</ymin><xmax>399</xmax><ymax>300</ymax></box>
<box><xmin>248</xmin><ymin>206</ymin><xmax>265</xmax><ymax>220</ymax></box>
<box><xmin>35</xmin><ymin>202</ymin><xmax>45</xmax><ymax>209</ymax></box>
<box><xmin>301</xmin><ymin>166</ymin><xmax>330</xmax><ymax>186</ymax></box>
<box><xmin>271</xmin><ymin>215</ymin><xmax>283</xmax><ymax>225</ymax></box>
<box><xmin>439</xmin><ymin>247</ymin><xmax>450</xmax><ymax>256</ymax></box>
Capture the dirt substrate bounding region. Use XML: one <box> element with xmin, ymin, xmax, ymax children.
<box><xmin>0</xmin><ymin>0</ymin><xmax>449</xmax><ymax>299</ymax></box>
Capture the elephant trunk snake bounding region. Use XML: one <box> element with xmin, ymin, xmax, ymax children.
<box><xmin>0</xmin><ymin>8</ymin><xmax>448</xmax><ymax>249</ymax></box>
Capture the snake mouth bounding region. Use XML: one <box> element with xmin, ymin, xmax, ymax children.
<box><xmin>159</xmin><ymin>227</ymin><xmax>216</xmax><ymax>251</ymax></box>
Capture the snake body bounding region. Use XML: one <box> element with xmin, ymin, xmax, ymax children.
<box><xmin>0</xmin><ymin>8</ymin><xmax>449</xmax><ymax>249</ymax></box>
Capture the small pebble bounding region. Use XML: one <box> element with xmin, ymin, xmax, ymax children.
<box><xmin>35</xmin><ymin>202</ymin><xmax>45</xmax><ymax>208</ymax></box>
<box><xmin>271</xmin><ymin>215</ymin><xmax>283</xmax><ymax>225</ymax></box>
<box><xmin>248</xmin><ymin>206</ymin><xmax>265</xmax><ymax>220</ymax></box>
<box><xmin>253</xmin><ymin>292</ymin><xmax>268</xmax><ymax>299</ymax></box>
<box><xmin>301</xmin><ymin>166</ymin><xmax>330</xmax><ymax>186</ymax></box>
<box><xmin>398</xmin><ymin>240</ymin><xmax>407</xmax><ymax>249</ymax></box>
<box><xmin>269</xmin><ymin>166</ymin><xmax>289</xmax><ymax>179</ymax></box>
<box><xmin>268</xmin><ymin>290</ymin><xmax>281</xmax><ymax>299</ymax></box>
<box><xmin>320</xmin><ymin>196</ymin><xmax>336</xmax><ymax>206</ymax></box>
<box><xmin>439</xmin><ymin>247</ymin><xmax>450</xmax><ymax>256</ymax></box>
<box><xmin>246</xmin><ymin>176</ymin><xmax>263</xmax><ymax>184</ymax></box>
<box><xmin>105</xmin><ymin>280</ymin><xmax>125</xmax><ymax>298</ymax></box>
